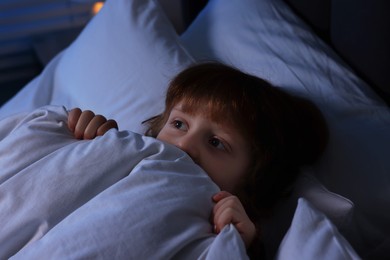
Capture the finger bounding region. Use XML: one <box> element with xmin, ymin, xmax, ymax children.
<box><xmin>213</xmin><ymin>206</ymin><xmax>239</xmax><ymax>233</ymax></box>
<box><xmin>74</xmin><ymin>110</ymin><xmax>95</xmax><ymax>139</ymax></box>
<box><xmin>214</xmin><ymin>200</ymin><xmax>250</xmax><ymax>233</ymax></box>
<box><xmin>213</xmin><ymin>194</ymin><xmax>241</xmax><ymax>217</ymax></box>
<box><xmin>84</xmin><ymin>115</ymin><xmax>107</xmax><ymax>140</ymax></box>
<box><xmin>96</xmin><ymin>119</ymin><xmax>118</xmax><ymax>136</ymax></box>
<box><xmin>212</xmin><ymin>197</ymin><xmax>248</xmax><ymax>233</ymax></box>
<box><xmin>212</xmin><ymin>195</ymin><xmax>257</xmax><ymax>248</ymax></box>
<box><xmin>213</xmin><ymin>197</ymin><xmax>241</xmax><ymax>229</ymax></box>
<box><xmin>212</xmin><ymin>191</ymin><xmax>232</xmax><ymax>202</ymax></box>
<box><xmin>68</xmin><ymin>108</ymin><xmax>82</xmax><ymax>132</ymax></box>
<box><xmin>214</xmin><ymin>198</ymin><xmax>241</xmax><ymax>221</ymax></box>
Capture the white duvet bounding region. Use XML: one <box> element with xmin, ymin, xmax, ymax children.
<box><xmin>0</xmin><ymin>105</ymin><xmax>248</xmax><ymax>259</ymax></box>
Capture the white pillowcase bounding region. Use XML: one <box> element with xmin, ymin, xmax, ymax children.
<box><xmin>181</xmin><ymin>0</ymin><xmax>384</xmax><ymax>110</ymax></box>
<box><xmin>0</xmin><ymin>53</ymin><xmax>63</xmax><ymax>121</ymax></box>
<box><xmin>52</xmin><ymin>0</ymin><xmax>194</xmax><ymax>133</ymax></box>
<box><xmin>292</xmin><ymin>171</ymin><xmax>354</xmax><ymax>228</ymax></box>
<box><xmin>0</xmin><ymin>0</ymin><xmax>194</xmax><ymax>134</ymax></box>
<box><xmin>263</xmin><ymin>171</ymin><xmax>354</xmax><ymax>257</ymax></box>
<box><xmin>180</xmin><ymin>0</ymin><xmax>390</xmax><ymax>257</ymax></box>
<box><xmin>276</xmin><ymin>198</ymin><xmax>360</xmax><ymax>260</ymax></box>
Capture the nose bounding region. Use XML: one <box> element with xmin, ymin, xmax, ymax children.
<box><xmin>176</xmin><ymin>136</ymin><xmax>200</xmax><ymax>164</ymax></box>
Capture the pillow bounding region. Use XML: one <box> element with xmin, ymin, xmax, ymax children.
<box><xmin>181</xmin><ymin>0</ymin><xmax>385</xmax><ymax>111</ymax></box>
<box><xmin>276</xmin><ymin>198</ymin><xmax>360</xmax><ymax>260</ymax></box>
<box><xmin>0</xmin><ymin>53</ymin><xmax>63</xmax><ymax>121</ymax></box>
<box><xmin>181</xmin><ymin>0</ymin><xmax>390</xmax><ymax>258</ymax></box>
<box><xmin>294</xmin><ymin>170</ymin><xmax>354</xmax><ymax>228</ymax></box>
<box><xmin>0</xmin><ymin>0</ymin><xmax>194</xmax><ymax>134</ymax></box>
<box><xmin>263</xmin><ymin>171</ymin><xmax>354</xmax><ymax>258</ymax></box>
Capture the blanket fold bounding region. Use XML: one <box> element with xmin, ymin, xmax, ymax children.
<box><xmin>0</xmin><ymin>106</ymin><xmax>248</xmax><ymax>259</ymax></box>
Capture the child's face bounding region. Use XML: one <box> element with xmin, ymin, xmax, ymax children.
<box><xmin>157</xmin><ymin>102</ymin><xmax>251</xmax><ymax>193</ymax></box>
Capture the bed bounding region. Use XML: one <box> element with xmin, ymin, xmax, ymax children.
<box><xmin>0</xmin><ymin>0</ymin><xmax>389</xmax><ymax>259</ymax></box>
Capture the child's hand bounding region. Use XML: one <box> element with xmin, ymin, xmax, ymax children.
<box><xmin>212</xmin><ymin>191</ymin><xmax>256</xmax><ymax>248</ymax></box>
<box><xmin>68</xmin><ymin>108</ymin><xmax>118</xmax><ymax>140</ymax></box>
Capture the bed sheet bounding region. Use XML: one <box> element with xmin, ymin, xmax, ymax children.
<box><xmin>0</xmin><ymin>105</ymin><xmax>248</xmax><ymax>259</ymax></box>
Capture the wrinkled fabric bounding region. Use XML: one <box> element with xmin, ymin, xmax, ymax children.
<box><xmin>0</xmin><ymin>105</ymin><xmax>248</xmax><ymax>259</ymax></box>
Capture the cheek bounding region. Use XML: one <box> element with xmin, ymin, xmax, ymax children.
<box><xmin>156</xmin><ymin>131</ymin><xmax>163</xmax><ymax>141</ymax></box>
<box><xmin>156</xmin><ymin>126</ymin><xmax>169</xmax><ymax>142</ymax></box>
<box><xmin>205</xmin><ymin>159</ymin><xmax>247</xmax><ymax>193</ymax></box>
<box><xmin>197</xmin><ymin>158</ymin><xmax>222</xmax><ymax>186</ymax></box>
<box><xmin>156</xmin><ymin>131</ymin><xmax>171</xmax><ymax>146</ymax></box>
<box><xmin>225</xmin><ymin>157</ymin><xmax>251</xmax><ymax>192</ymax></box>
<box><xmin>156</xmin><ymin>127</ymin><xmax>180</xmax><ymax>148</ymax></box>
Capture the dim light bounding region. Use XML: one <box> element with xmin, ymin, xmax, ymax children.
<box><xmin>92</xmin><ymin>2</ymin><xmax>104</xmax><ymax>15</ymax></box>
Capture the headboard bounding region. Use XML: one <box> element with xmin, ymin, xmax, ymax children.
<box><xmin>284</xmin><ymin>0</ymin><xmax>390</xmax><ymax>104</ymax></box>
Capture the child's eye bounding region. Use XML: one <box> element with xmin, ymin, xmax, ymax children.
<box><xmin>209</xmin><ymin>137</ymin><xmax>226</xmax><ymax>150</ymax></box>
<box><xmin>171</xmin><ymin>120</ymin><xmax>187</xmax><ymax>131</ymax></box>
